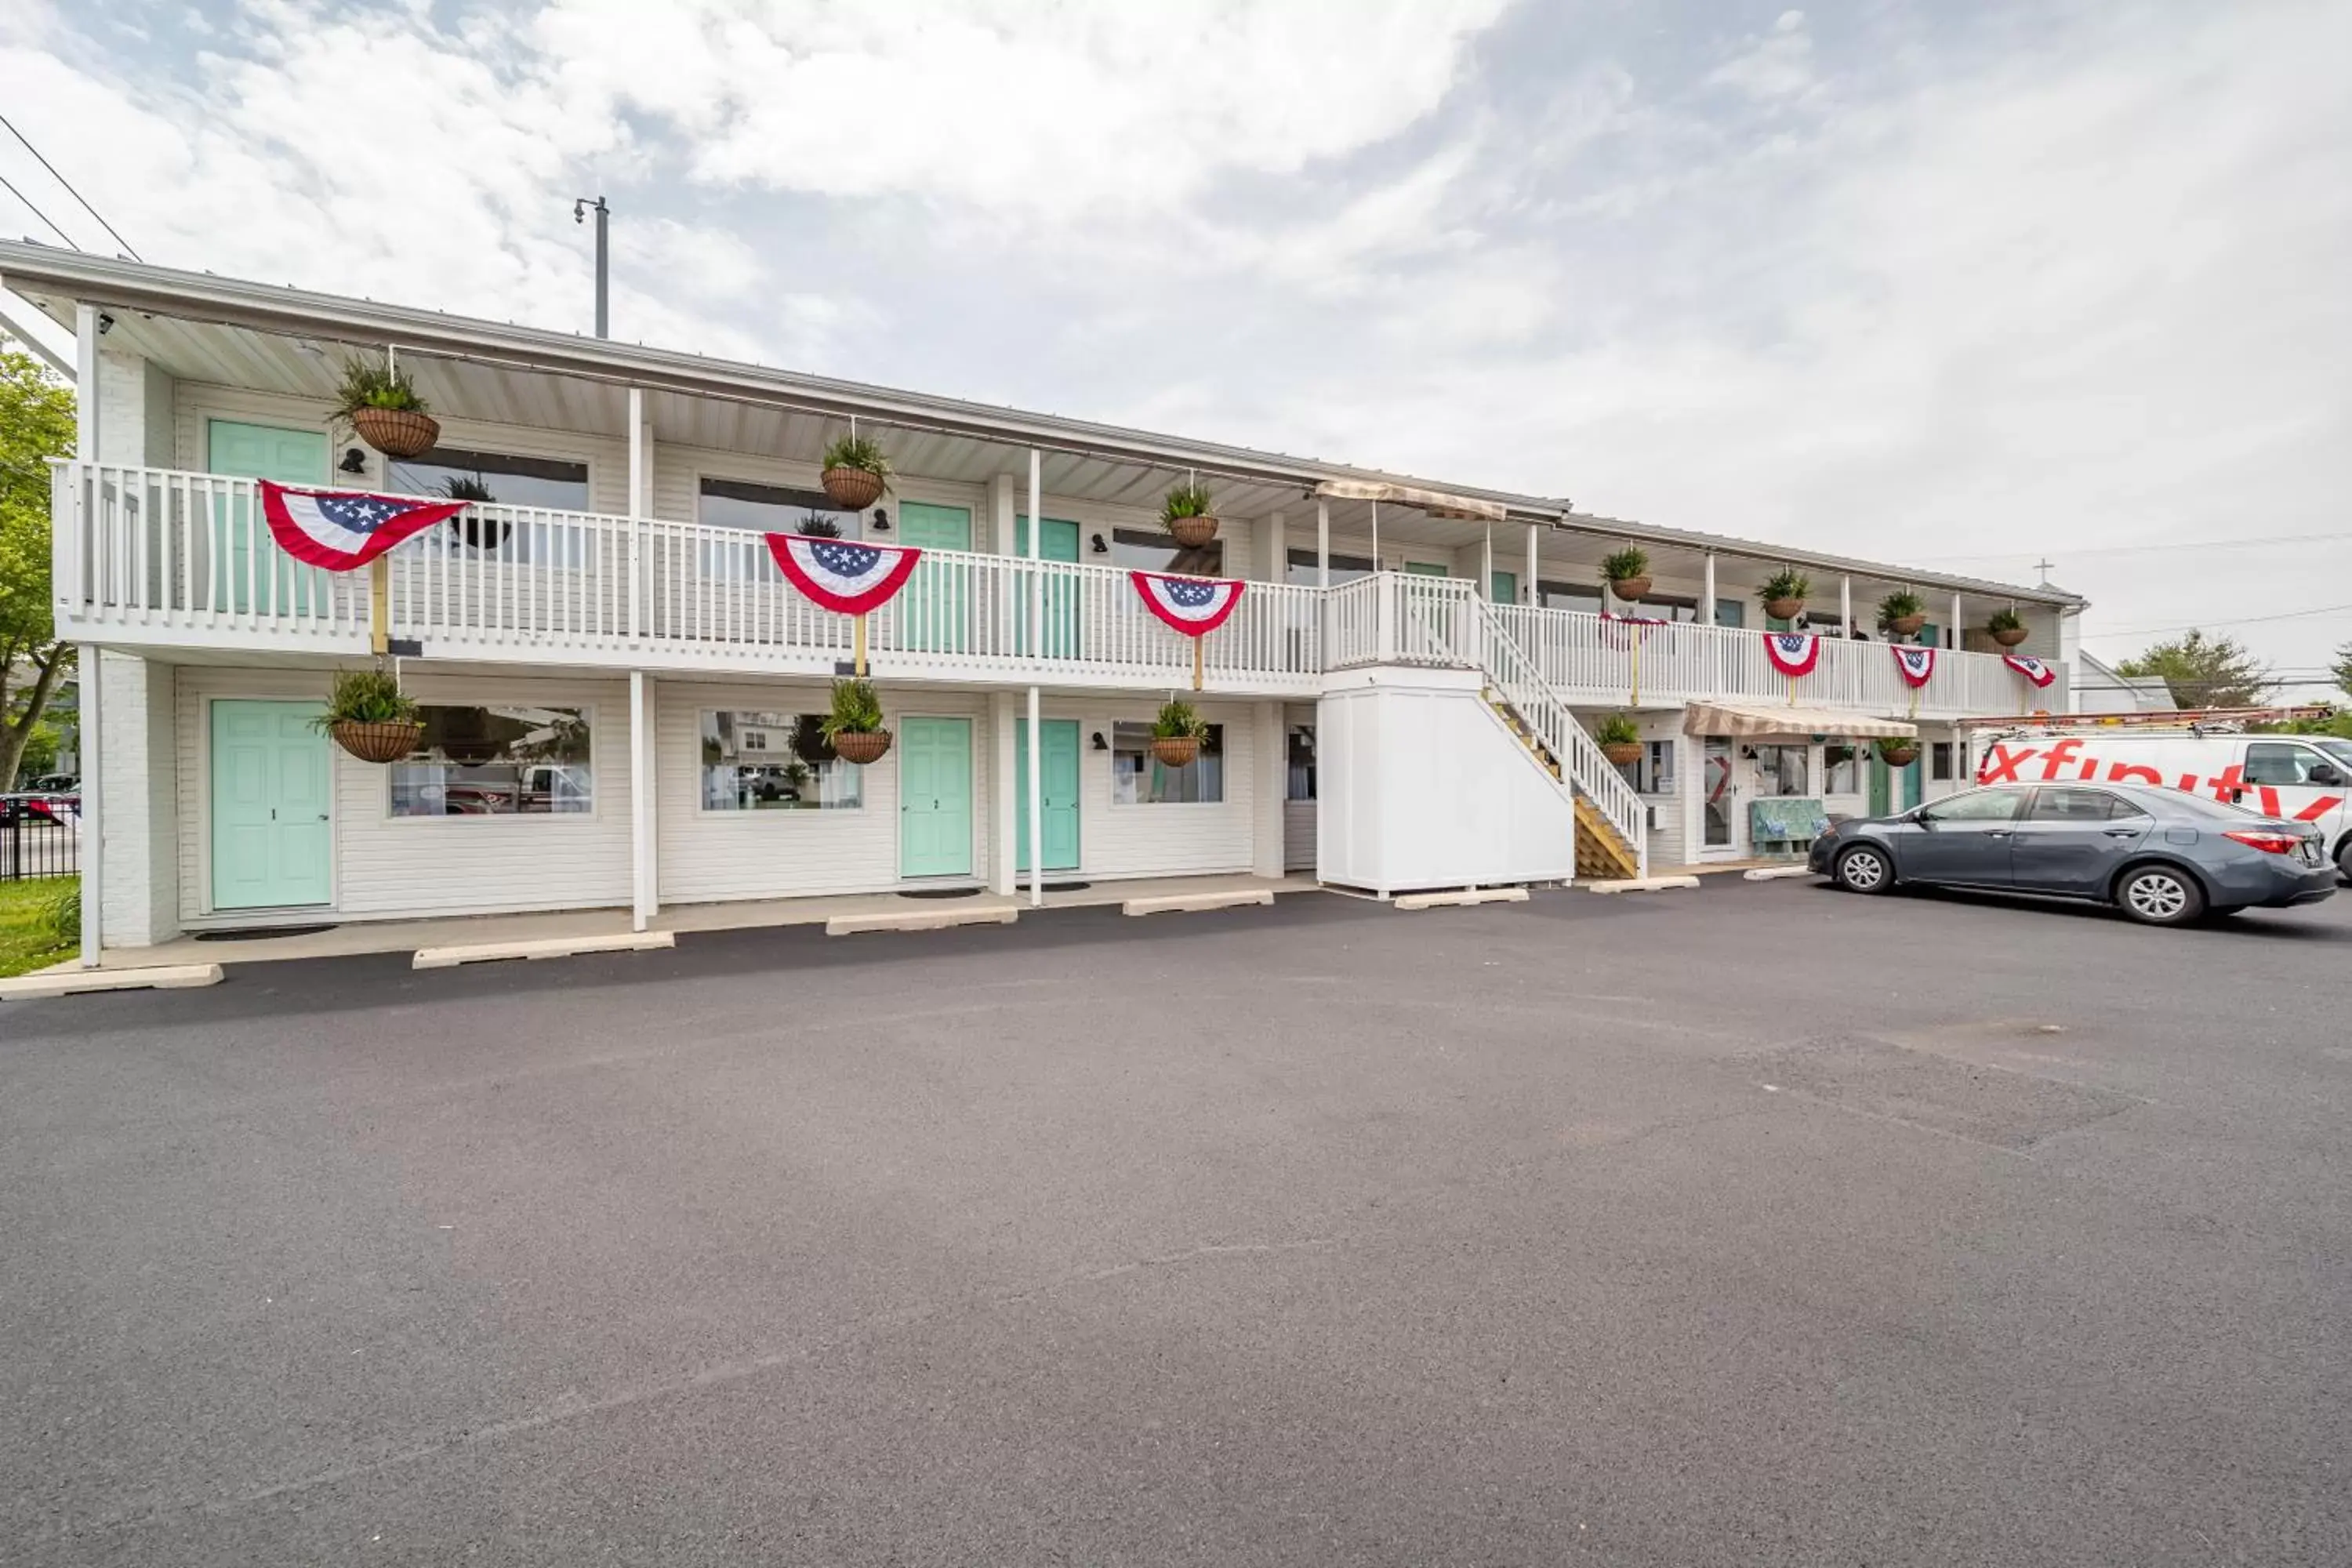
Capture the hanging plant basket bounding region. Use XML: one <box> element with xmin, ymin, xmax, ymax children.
<box><xmin>830</xmin><ymin>729</ymin><xmax>893</xmax><ymax>766</ymax></box>
<box><xmin>1886</xmin><ymin>613</ymin><xmax>1927</xmax><ymax>638</ymax></box>
<box><xmin>330</xmin><ymin>719</ymin><xmax>423</xmax><ymax>765</ymax></box>
<box><xmin>821</xmin><ymin>466</ymin><xmax>887</xmax><ymax>511</ymax></box>
<box><xmin>1167</xmin><ymin>515</ymin><xmax>1221</xmax><ymax>550</ymax></box>
<box><xmin>448</xmin><ymin>512</ymin><xmax>511</xmax><ymax>551</ymax></box>
<box><xmin>1149</xmin><ymin>735</ymin><xmax>1203</xmax><ymax>769</ymax></box>
<box><xmin>1763</xmin><ymin>596</ymin><xmax>1806</xmax><ymax>622</ymax></box>
<box><xmin>1992</xmin><ymin>625</ymin><xmax>2030</xmax><ymax>648</ymax></box>
<box><xmin>1606</xmin><ymin>575</ymin><xmax>1653</xmax><ymax>603</ymax></box>
<box><xmin>1878</xmin><ymin>740</ymin><xmax>1920</xmax><ymax>768</ymax></box>
<box><xmin>350</xmin><ymin>408</ymin><xmax>440</xmax><ymax>460</ymax></box>
<box><xmin>1601</xmin><ymin>740</ymin><xmax>1644</xmax><ymax>766</ymax></box>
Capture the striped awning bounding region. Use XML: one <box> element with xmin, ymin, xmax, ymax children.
<box><xmin>1683</xmin><ymin>702</ymin><xmax>1916</xmax><ymax>740</ymax></box>
<box><xmin>1314</xmin><ymin>478</ymin><xmax>1510</xmax><ymax>522</ymax></box>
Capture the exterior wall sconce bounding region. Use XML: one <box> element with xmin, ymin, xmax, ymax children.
<box><xmin>1091</xmin><ymin>731</ymin><xmax>1109</xmax><ymax>750</ymax></box>
<box><xmin>1090</xmin><ymin>533</ymin><xmax>1108</xmax><ymax>554</ymax></box>
<box><xmin>338</xmin><ymin>448</ymin><xmax>369</xmax><ymax>474</ymax></box>
<box><xmin>870</xmin><ymin>507</ymin><xmax>891</xmax><ymax>532</ymax></box>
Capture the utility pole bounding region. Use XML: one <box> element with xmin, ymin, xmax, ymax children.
<box><xmin>573</xmin><ymin>195</ymin><xmax>609</xmax><ymax>338</ymax></box>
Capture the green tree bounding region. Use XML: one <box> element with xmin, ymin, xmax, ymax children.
<box><xmin>1</xmin><ymin>340</ymin><xmax>77</xmax><ymax>790</ymax></box>
<box><xmin>2116</xmin><ymin>629</ymin><xmax>2270</xmax><ymax>710</ymax></box>
<box><xmin>2331</xmin><ymin>641</ymin><xmax>2352</xmax><ymax>702</ymax></box>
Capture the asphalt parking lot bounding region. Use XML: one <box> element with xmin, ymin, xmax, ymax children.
<box><xmin>5</xmin><ymin>877</ymin><xmax>2350</xmax><ymax>1566</ymax></box>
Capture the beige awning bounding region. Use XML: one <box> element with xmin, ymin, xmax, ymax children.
<box><xmin>1683</xmin><ymin>702</ymin><xmax>1917</xmax><ymax>740</ymax></box>
<box><xmin>1314</xmin><ymin>478</ymin><xmax>1510</xmax><ymax>522</ymax></box>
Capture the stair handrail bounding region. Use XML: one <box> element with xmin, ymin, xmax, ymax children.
<box><xmin>1446</xmin><ymin>585</ymin><xmax>1650</xmax><ymax>877</ymax></box>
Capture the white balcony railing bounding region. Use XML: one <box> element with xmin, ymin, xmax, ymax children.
<box><xmin>53</xmin><ymin>462</ymin><xmax>2060</xmax><ymax>715</ymax></box>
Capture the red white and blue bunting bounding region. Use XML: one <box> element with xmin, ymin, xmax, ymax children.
<box><xmin>2004</xmin><ymin>654</ymin><xmax>2056</xmax><ymax>688</ymax></box>
<box><xmin>1761</xmin><ymin>631</ymin><xmax>1820</xmax><ymax>677</ymax></box>
<box><xmin>764</xmin><ymin>535</ymin><xmax>924</xmax><ymax>615</ymax></box>
<box><xmin>1891</xmin><ymin>644</ymin><xmax>1936</xmax><ymax>688</ymax></box>
<box><xmin>1131</xmin><ymin>571</ymin><xmax>1245</xmax><ymax>637</ymax></box>
<box><xmin>259</xmin><ymin>480</ymin><xmax>465</xmax><ymax>571</ymax></box>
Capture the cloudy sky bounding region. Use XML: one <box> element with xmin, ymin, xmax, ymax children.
<box><xmin>5</xmin><ymin>0</ymin><xmax>2347</xmax><ymax>689</ymax></box>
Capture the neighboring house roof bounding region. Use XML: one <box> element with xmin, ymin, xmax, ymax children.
<box><xmin>0</xmin><ymin>240</ymin><xmax>2083</xmax><ymax>607</ymax></box>
<box><xmin>2074</xmin><ymin>652</ymin><xmax>2175</xmax><ymax>707</ymax></box>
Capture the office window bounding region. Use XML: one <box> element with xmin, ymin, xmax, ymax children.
<box><xmin>1112</xmin><ymin>722</ymin><xmax>1224</xmax><ymax>804</ymax></box>
<box><xmin>1755</xmin><ymin>744</ymin><xmax>1809</xmax><ymax>797</ymax></box>
<box><xmin>389</xmin><ymin>705</ymin><xmax>592</xmax><ymax>817</ymax></box>
<box><xmin>1930</xmin><ymin>742</ymin><xmax>1955</xmax><ymax>780</ymax></box>
<box><xmin>1114</xmin><ymin>527</ymin><xmax>1222</xmax><ymax>577</ymax></box>
<box><xmin>1285</xmin><ymin>548</ymin><xmax>1376</xmax><ymax>586</ymax></box>
<box><xmin>1287</xmin><ymin>725</ymin><xmax>1316</xmax><ymax>801</ymax></box>
<box><xmin>699</xmin><ymin>710</ymin><xmax>862</xmax><ymax>811</ymax></box>
<box><xmin>1823</xmin><ymin>742</ymin><xmax>1861</xmax><ymax>796</ymax></box>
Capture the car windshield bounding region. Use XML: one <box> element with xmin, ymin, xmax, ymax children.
<box><xmin>2316</xmin><ymin>739</ymin><xmax>2352</xmax><ymax>769</ymax></box>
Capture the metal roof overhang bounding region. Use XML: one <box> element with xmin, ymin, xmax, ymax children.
<box><xmin>1</xmin><ymin>242</ymin><xmax>2084</xmax><ymax>605</ymax></box>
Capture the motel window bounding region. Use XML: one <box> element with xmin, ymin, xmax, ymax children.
<box><xmin>1930</xmin><ymin>742</ymin><xmax>1955</xmax><ymax>781</ymax></box>
<box><xmin>1629</xmin><ymin>595</ymin><xmax>1701</xmax><ymax>622</ymax></box>
<box><xmin>1287</xmin><ymin>725</ymin><xmax>1316</xmax><ymax>801</ymax></box>
<box><xmin>1754</xmin><ymin>744</ymin><xmax>1809</xmax><ymax>797</ymax></box>
<box><xmin>699</xmin><ymin>477</ymin><xmax>863</xmax><ymax>539</ymax></box>
<box><xmin>1286</xmin><ymin>548</ymin><xmax>1375</xmax><ymax>586</ymax></box>
<box><xmin>1114</xmin><ymin>527</ymin><xmax>1223</xmax><ymax>578</ymax></box>
<box><xmin>699</xmin><ymin>710</ymin><xmax>863</xmax><ymax>811</ymax></box>
<box><xmin>1613</xmin><ymin>739</ymin><xmax>1677</xmax><ymax>797</ymax></box>
<box><xmin>389</xmin><ymin>447</ymin><xmax>593</xmax><ymax>565</ymax></box>
<box><xmin>1823</xmin><ymin>743</ymin><xmax>1861</xmax><ymax>797</ymax></box>
<box><xmin>1537</xmin><ymin>580</ymin><xmax>1604</xmax><ymax>615</ymax></box>
<box><xmin>389</xmin><ymin>705</ymin><xmax>593</xmax><ymax>817</ymax></box>
<box><xmin>1112</xmin><ymin>721</ymin><xmax>1225</xmax><ymax>804</ymax></box>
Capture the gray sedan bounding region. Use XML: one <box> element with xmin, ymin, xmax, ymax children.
<box><xmin>1807</xmin><ymin>782</ymin><xmax>2337</xmax><ymax>925</ymax></box>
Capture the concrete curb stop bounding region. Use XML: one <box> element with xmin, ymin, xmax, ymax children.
<box><xmin>0</xmin><ymin>963</ymin><xmax>223</xmax><ymax>1001</ymax></box>
<box><xmin>826</xmin><ymin>907</ymin><xmax>1019</xmax><ymax>937</ymax></box>
<box><xmin>1584</xmin><ymin>876</ymin><xmax>1702</xmax><ymax>895</ymax></box>
<box><xmin>1394</xmin><ymin>887</ymin><xmax>1531</xmax><ymax>911</ymax></box>
<box><xmin>413</xmin><ymin>931</ymin><xmax>676</xmax><ymax>969</ymax></box>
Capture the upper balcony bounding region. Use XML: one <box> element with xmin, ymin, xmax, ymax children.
<box><xmin>55</xmin><ymin>461</ymin><xmax>2065</xmax><ymax>718</ymax></box>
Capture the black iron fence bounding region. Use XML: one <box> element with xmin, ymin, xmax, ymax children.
<box><xmin>1</xmin><ymin>802</ymin><xmax>81</xmax><ymax>881</ymax></box>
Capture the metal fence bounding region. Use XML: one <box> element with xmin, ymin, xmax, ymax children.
<box><xmin>1</xmin><ymin>805</ymin><xmax>81</xmax><ymax>881</ymax></box>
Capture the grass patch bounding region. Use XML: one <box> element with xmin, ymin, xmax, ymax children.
<box><xmin>0</xmin><ymin>877</ymin><xmax>78</xmax><ymax>978</ymax></box>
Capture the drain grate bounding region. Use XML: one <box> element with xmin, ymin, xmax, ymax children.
<box><xmin>194</xmin><ymin>924</ymin><xmax>339</xmax><ymax>942</ymax></box>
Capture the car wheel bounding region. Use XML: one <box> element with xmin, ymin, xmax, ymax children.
<box><xmin>1834</xmin><ymin>844</ymin><xmax>1893</xmax><ymax>895</ymax></box>
<box><xmin>2116</xmin><ymin>864</ymin><xmax>2205</xmax><ymax>927</ymax></box>
<box><xmin>2336</xmin><ymin>838</ymin><xmax>2352</xmax><ymax>886</ymax></box>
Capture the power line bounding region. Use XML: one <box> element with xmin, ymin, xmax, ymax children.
<box><xmin>0</xmin><ymin>112</ymin><xmax>139</xmax><ymax>260</ymax></box>
<box><xmin>2082</xmin><ymin>601</ymin><xmax>2352</xmax><ymax>640</ymax></box>
<box><xmin>1915</xmin><ymin>530</ymin><xmax>2352</xmax><ymax>564</ymax></box>
<box><xmin>0</xmin><ymin>169</ymin><xmax>78</xmax><ymax>249</ymax></box>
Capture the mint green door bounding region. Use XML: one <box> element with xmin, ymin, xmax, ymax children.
<box><xmin>895</xmin><ymin>503</ymin><xmax>972</xmax><ymax>654</ymax></box>
<box><xmin>208</xmin><ymin>420</ymin><xmax>328</xmax><ymax>615</ymax></box>
<box><xmin>211</xmin><ymin>699</ymin><xmax>332</xmax><ymax>909</ymax></box>
<box><xmin>1014</xmin><ymin>515</ymin><xmax>1082</xmax><ymax>657</ymax></box>
<box><xmin>1014</xmin><ymin>718</ymin><xmax>1081</xmax><ymax>873</ymax></box>
<box><xmin>898</xmin><ymin>716</ymin><xmax>974</xmax><ymax>877</ymax></box>
<box><xmin>1490</xmin><ymin>569</ymin><xmax>1519</xmax><ymax>605</ymax></box>
<box><xmin>1868</xmin><ymin>753</ymin><xmax>1892</xmax><ymax>816</ymax></box>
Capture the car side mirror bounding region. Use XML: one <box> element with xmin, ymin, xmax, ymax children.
<box><xmin>2310</xmin><ymin>765</ymin><xmax>2345</xmax><ymax>788</ymax></box>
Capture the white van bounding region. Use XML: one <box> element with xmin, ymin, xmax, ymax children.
<box><xmin>1971</xmin><ymin>728</ymin><xmax>2352</xmax><ymax>880</ymax></box>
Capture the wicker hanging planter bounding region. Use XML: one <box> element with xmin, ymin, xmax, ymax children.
<box><xmin>1878</xmin><ymin>740</ymin><xmax>1920</xmax><ymax>768</ymax></box>
<box><xmin>1763</xmin><ymin>596</ymin><xmax>1806</xmax><ymax>622</ymax></box>
<box><xmin>1992</xmin><ymin>625</ymin><xmax>2030</xmax><ymax>648</ymax></box>
<box><xmin>1601</xmin><ymin>740</ymin><xmax>1644</xmax><ymax>766</ymax></box>
<box><xmin>1167</xmin><ymin>515</ymin><xmax>1220</xmax><ymax>550</ymax></box>
<box><xmin>1149</xmin><ymin>735</ymin><xmax>1202</xmax><ymax>769</ymax></box>
<box><xmin>820</xmin><ymin>466</ymin><xmax>886</xmax><ymax>511</ymax></box>
<box><xmin>1606</xmin><ymin>575</ymin><xmax>1652</xmax><ymax>603</ymax></box>
<box><xmin>830</xmin><ymin>729</ymin><xmax>893</xmax><ymax>766</ymax></box>
<box><xmin>1886</xmin><ymin>613</ymin><xmax>1927</xmax><ymax>637</ymax></box>
<box><xmin>350</xmin><ymin>408</ymin><xmax>441</xmax><ymax>460</ymax></box>
<box><xmin>330</xmin><ymin>719</ymin><xmax>424</xmax><ymax>764</ymax></box>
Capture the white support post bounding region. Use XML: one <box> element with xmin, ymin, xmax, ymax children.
<box><xmin>78</xmin><ymin>645</ymin><xmax>103</xmax><ymax>967</ymax></box>
<box><xmin>1025</xmin><ymin>686</ymin><xmax>1044</xmax><ymax>907</ymax></box>
<box><xmin>626</xmin><ymin>387</ymin><xmax>648</xmax><ymax>639</ymax></box>
<box><xmin>1316</xmin><ymin>499</ymin><xmax>1330</xmax><ymax>586</ymax></box>
<box><xmin>1480</xmin><ymin>524</ymin><xmax>1494</xmax><ymax>601</ymax></box>
<box><xmin>1251</xmin><ymin>701</ymin><xmax>1284</xmax><ymax>878</ymax></box>
<box><xmin>992</xmin><ymin>473</ymin><xmax>1017</xmax><ymax>556</ymax></box>
<box><xmin>1370</xmin><ymin>499</ymin><xmax>1380</xmax><ymax>565</ymax></box>
<box><xmin>1839</xmin><ymin>575</ymin><xmax>1853</xmax><ymax>637</ymax></box>
<box><xmin>1702</xmin><ymin>554</ymin><xmax>1717</xmax><ymax>626</ymax></box>
<box><xmin>1261</xmin><ymin>509</ymin><xmax>1286</xmax><ymax>583</ymax></box>
<box><xmin>990</xmin><ymin>692</ymin><xmax>1018</xmax><ymax>895</ymax></box>
<box><xmin>74</xmin><ymin>305</ymin><xmax>100</xmax><ymax>458</ymax></box>
<box><xmin>1950</xmin><ymin>593</ymin><xmax>1963</xmax><ymax>650</ymax></box>
<box><xmin>1524</xmin><ymin>524</ymin><xmax>1539</xmax><ymax>606</ymax></box>
<box><xmin>630</xmin><ymin>670</ymin><xmax>655</xmax><ymax>932</ymax></box>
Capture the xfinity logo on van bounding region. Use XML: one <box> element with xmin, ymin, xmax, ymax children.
<box><xmin>1977</xmin><ymin>739</ymin><xmax>2343</xmax><ymax>822</ymax></box>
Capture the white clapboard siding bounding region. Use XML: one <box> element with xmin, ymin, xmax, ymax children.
<box><xmin>173</xmin><ymin>667</ymin><xmax>632</xmax><ymax>924</ymax></box>
<box><xmin>655</xmin><ymin>681</ymin><xmax>989</xmax><ymax>903</ymax></box>
<box><xmin>1043</xmin><ymin>698</ymin><xmax>1258</xmax><ymax>880</ymax></box>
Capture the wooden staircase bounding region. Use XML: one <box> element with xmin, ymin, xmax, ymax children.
<box><xmin>1487</xmin><ymin>692</ymin><xmax>1642</xmax><ymax>880</ymax></box>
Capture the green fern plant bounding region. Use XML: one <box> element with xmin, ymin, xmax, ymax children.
<box><xmin>820</xmin><ymin>434</ymin><xmax>891</xmax><ymax>478</ymax></box>
<box><xmin>1595</xmin><ymin>713</ymin><xmax>1642</xmax><ymax>747</ymax></box>
<box><xmin>1151</xmin><ymin>699</ymin><xmax>1208</xmax><ymax>740</ymax></box>
<box><xmin>1988</xmin><ymin>607</ymin><xmax>2025</xmax><ymax>633</ymax></box>
<box><xmin>1160</xmin><ymin>481</ymin><xmax>1215</xmax><ymax>524</ymax></box>
<box><xmin>311</xmin><ymin>667</ymin><xmax>417</xmax><ymax>729</ymax></box>
<box><xmin>332</xmin><ymin>354</ymin><xmax>427</xmax><ymax>417</ymax></box>
<box><xmin>1599</xmin><ymin>546</ymin><xmax>1650</xmax><ymax>583</ymax></box>
<box><xmin>1758</xmin><ymin>567</ymin><xmax>1809</xmax><ymax>604</ymax></box>
<box><xmin>818</xmin><ymin>678</ymin><xmax>885</xmax><ymax>740</ymax></box>
<box><xmin>1876</xmin><ymin>589</ymin><xmax>1926</xmax><ymax>629</ymax></box>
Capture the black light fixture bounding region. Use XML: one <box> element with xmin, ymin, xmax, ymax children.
<box><xmin>338</xmin><ymin>447</ymin><xmax>368</xmax><ymax>475</ymax></box>
<box><xmin>1089</xmin><ymin>533</ymin><xmax>1108</xmax><ymax>554</ymax></box>
<box><xmin>869</xmin><ymin>506</ymin><xmax>891</xmax><ymax>533</ymax></box>
<box><xmin>1091</xmin><ymin>731</ymin><xmax>1109</xmax><ymax>751</ymax></box>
